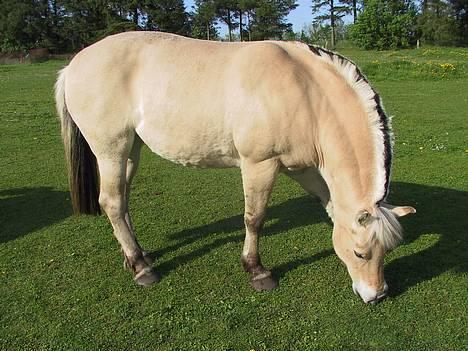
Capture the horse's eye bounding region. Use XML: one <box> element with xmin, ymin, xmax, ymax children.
<box><xmin>354</xmin><ymin>250</ymin><xmax>365</xmax><ymax>259</ymax></box>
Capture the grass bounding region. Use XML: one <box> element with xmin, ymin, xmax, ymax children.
<box><xmin>0</xmin><ymin>46</ymin><xmax>467</xmax><ymax>350</ymax></box>
<box><xmin>338</xmin><ymin>46</ymin><xmax>468</xmax><ymax>81</ymax></box>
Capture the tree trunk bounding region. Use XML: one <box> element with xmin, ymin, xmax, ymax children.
<box><xmin>353</xmin><ymin>0</ymin><xmax>357</xmax><ymax>23</ymax></box>
<box><xmin>239</xmin><ymin>11</ymin><xmax>243</xmax><ymax>41</ymax></box>
<box><xmin>422</xmin><ymin>0</ymin><xmax>428</xmax><ymax>14</ymax></box>
<box><xmin>330</xmin><ymin>0</ymin><xmax>336</xmax><ymax>47</ymax></box>
<box><xmin>207</xmin><ymin>23</ymin><xmax>210</xmax><ymax>40</ymax></box>
<box><xmin>227</xmin><ymin>9</ymin><xmax>232</xmax><ymax>42</ymax></box>
<box><xmin>247</xmin><ymin>11</ymin><xmax>252</xmax><ymax>41</ymax></box>
<box><xmin>133</xmin><ymin>7</ymin><xmax>139</xmax><ymax>27</ymax></box>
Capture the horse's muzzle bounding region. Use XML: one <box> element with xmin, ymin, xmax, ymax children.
<box><xmin>353</xmin><ymin>281</ymin><xmax>388</xmax><ymax>304</ymax></box>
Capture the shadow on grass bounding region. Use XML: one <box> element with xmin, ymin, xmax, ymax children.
<box><xmin>150</xmin><ymin>195</ymin><xmax>333</xmax><ymax>279</ymax></box>
<box><xmin>149</xmin><ymin>181</ymin><xmax>467</xmax><ymax>296</ymax></box>
<box><xmin>0</xmin><ymin>187</ymin><xmax>71</xmax><ymax>243</ymax></box>
<box><xmin>384</xmin><ymin>182</ymin><xmax>467</xmax><ymax>296</ymax></box>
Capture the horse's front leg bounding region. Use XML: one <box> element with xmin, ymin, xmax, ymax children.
<box><xmin>240</xmin><ymin>158</ymin><xmax>279</xmax><ymax>291</ymax></box>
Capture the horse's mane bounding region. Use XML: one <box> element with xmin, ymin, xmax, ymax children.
<box><xmin>294</xmin><ymin>43</ymin><xmax>393</xmax><ymax>205</ymax></box>
<box><xmin>373</xmin><ymin>206</ymin><xmax>403</xmax><ymax>251</ymax></box>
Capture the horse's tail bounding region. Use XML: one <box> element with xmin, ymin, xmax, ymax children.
<box><xmin>55</xmin><ymin>67</ymin><xmax>101</xmax><ymax>215</ymax></box>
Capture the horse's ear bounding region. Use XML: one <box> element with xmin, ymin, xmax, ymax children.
<box><xmin>381</xmin><ymin>203</ymin><xmax>416</xmax><ymax>217</ymax></box>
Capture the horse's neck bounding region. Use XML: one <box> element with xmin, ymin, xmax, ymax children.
<box><xmin>314</xmin><ymin>86</ymin><xmax>379</xmax><ymax>219</ymax></box>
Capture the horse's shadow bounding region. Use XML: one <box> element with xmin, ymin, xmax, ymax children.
<box><xmin>150</xmin><ymin>181</ymin><xmax>467</xmax><ymax>296</ymax></box>
<box><xmin>150</xmin><ymin>194</ymin><xmax>335</xmax><ymax>278</ymax></box>
<box><xmin>0</xmin><ymin>187</ymin><xmax>71</xmax><ymax>243</ymax></box>
<box><xmin>384</xmin><ymin>182</ymin><xmax>467</xmax><ymax>296</ymax></box>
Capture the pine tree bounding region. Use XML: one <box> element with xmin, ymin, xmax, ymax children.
<box><xmin>191</xmin><ymin>0</ymin><xmax>218</xmax><ymax>39</ymax></box>
<box><xmin>311</xmin><ymin>0</ymin><xmax>350</xmax><ymax>47</ymax></box>
<box><xmin>249</xmin><ymin>0</ymin><xmax>297</xmax><ymax>40</ymax></box>
<box><xmin>144</xmin><ymin>0</ymin><xmax>189</xmax><ymax>35</ymax></box>
<box><xmin>341</xmin><ymin>0</ymin><xmax>358</xmax><ymax>22</ymax></box>
<box><xmin>215</xmin><ymin>0</ymin><xmax>239</xmax><ymax>41</ymax></box>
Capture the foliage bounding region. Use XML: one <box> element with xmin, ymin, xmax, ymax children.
<box><xmin>211</xmin><ymin>0</ymin><xmax>297</xmax><ymax>41</ymax></box>
<box><xmin>249</xmin><ymin>0</ymin><xmax>298</xmax><ymax>40</ymax></box>
<box><xmin>190</xmin><ymin>0</ymin><xmax>219</xmax><ymax>40</ymax></box>
<box><xmin>311</xmin><ymin>0</ymin><xmax>351</xmax><ymax>46</ymax></box>
<box><xmin>349</xmin><ymin>0</ymin><xmax>418</xmax><ymax>50</ymax></box>
<box><xmin>299</xmin><ymin>19</ymin><xmax>347</xmax><ymax>47</ymax></box>
<box><xmin>0</xmin><ymin>48</ymin><xmax>467</xmax><ymax>348</ymax></box>
<box><xmin>0</xmin><ymin>0</ymin><xmax>48</xmax><ymax>52</ymax></box>
<box><xmin>418</xmin><ymin>0</ymin><xmax>467</xmax><ymax>46</ymax></box>
<box><xmin>145</xmin><ymin>0</ymin><xmax>190</xmax><ymax>35</ymax></box>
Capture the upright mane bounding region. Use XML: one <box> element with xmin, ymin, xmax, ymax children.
<box><xmin>295</xmin><ymin>43</ymin><xmax>394</xmax><ymax>205</ymax></box>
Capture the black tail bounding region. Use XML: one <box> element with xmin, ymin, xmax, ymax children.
<box><xmin>55</xmin><ymin>68</ymin><xmax>101</xmax><ymax>215</ymax></box>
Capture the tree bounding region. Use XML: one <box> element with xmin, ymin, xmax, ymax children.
<box><xmin>249</xmin><ymin>0</ymin><xmax>298</xmax><ymax>40</ymax></box>
<box><xmin>448</xmin><ymin>0</ymin><xmax>468</xmax><ymax>44</ymax></box>
<box><xmin>418</xmin><ymin>0</ymin><xmax>459</xmax><ymax>45</ymax></box>
<box><xmin>311</xmin><ymin>0</ymin><xmax>350</xmax><ymax>47</ymax></box>
<box><xmin>236</xmin><ymin>0</ymin><xmax>253</xmax><ymax>40</ymax></box>
<box><xmin>0</xmin><ymin>0</ymin><xmax>49</xmax><ymax>52</ymax></box>
<box><xmin>342</xmin><ymin>0</ymin><xmax>357</xmax><ymax>22</ymax></box>
<box><xmin>349</xmin><ymin>0</ymin><xmax>418</xmax><ymax>49</ymax></box>
<box><xmin>300</xmin><ymin>17</ymin><xmax>347</xmax><ymax>46</ymax></box>
<box><xmin>215</xmin><ymin>0</ymin><xmax>239</xmax><ymax>41</ymax></box>
<box><xmin>191</xmin><ymin>0</ymin><xmax>218</xmax><ymax>39</ymax></box>
<box><xmin>144</xmin><ymin>0</ymin><xmax>190</xmax><ymax>35</ymax></box>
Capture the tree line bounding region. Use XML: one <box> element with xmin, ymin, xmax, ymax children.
<box><xmin>0</xmin><ymin>0</ymin><xmax>466</xmax><ymax>54</ymax></box>
<box><xmin>300</xmin><ymin>0</ymin><xmax>466</xmax><ymax>49</ymax></box>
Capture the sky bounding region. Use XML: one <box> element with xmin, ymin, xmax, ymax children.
<box><xmin>183</xmin><ymin>0</ymin><xmax>319</xmax><ymax>36</ymax></box>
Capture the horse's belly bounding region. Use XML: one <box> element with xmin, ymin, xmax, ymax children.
<box><xmin>136</xmin><ymin>121</ymin><xmax>240</xmax><ymax>168</ymax></box>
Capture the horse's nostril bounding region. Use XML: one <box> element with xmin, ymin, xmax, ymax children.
<box><xmin>370</xmin><ymin>292</ymin><xmax>388</xmax><ymax>304</ymax></box>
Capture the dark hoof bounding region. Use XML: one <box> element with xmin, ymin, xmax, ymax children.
<box><xmin>250</xmin><ymin>273</ymin><xmax>278</xmax><ymax>291</ymax></box>
<box><xmin>134</xmin><ymin>267</ymin><xmax>160</xmax><ymax>286</ymax></box>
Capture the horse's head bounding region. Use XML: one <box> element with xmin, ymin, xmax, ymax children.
<box><xmin>332</xmin><ymin>203</ymin><xmax>416</xmax><ymax>304</ymax></box>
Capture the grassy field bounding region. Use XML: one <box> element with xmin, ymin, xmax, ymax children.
<box><xmin>0</xmin><ymin>46</ymin><xmax>467</xmax><ymax>350</ymax></box>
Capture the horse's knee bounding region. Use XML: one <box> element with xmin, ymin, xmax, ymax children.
<box><xmin>99</xmin><ymin>192</ymin><xmax>124</xmax><ymax>219</ymax></box>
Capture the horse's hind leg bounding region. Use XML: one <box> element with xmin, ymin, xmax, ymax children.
<box><xmin>96</xmin><ymin>137</ymin><xmax>159</xmax><ymax>286</ymax></box>
<box><xmin>240</xmin><ymin>158</ymin><xmax>279</xmax><ymax>291</ymax></box>
<box><xmin>122</xmin><ymin>135</ymin><xmax>153</xmax><ymax>269</ymax></box>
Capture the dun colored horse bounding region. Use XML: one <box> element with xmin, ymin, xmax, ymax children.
<box><xmin>56</xmin><ymin>32</ymin><xmax>415</xmax><ymax>304</ymax></box>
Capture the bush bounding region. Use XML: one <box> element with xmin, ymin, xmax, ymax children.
<box><xmin>349</xmin><ymin>0</ymin><xmax>417</xmax><ymax>50</ymax></box>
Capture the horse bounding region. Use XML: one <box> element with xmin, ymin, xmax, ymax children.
<box><xmin>55</xmin><ymin>32</ymin><xmax>415</xmax><ymax>304</ymax></box>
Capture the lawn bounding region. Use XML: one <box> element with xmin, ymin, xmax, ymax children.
<box><xmin>0</xmin><ymin>46</ymin><xmax>466</xmax><ymax>350</ymax></box>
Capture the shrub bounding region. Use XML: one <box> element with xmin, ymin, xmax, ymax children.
<box><xmin>349</xmin><ymin>0</ymin><xmax>417</xmax><ymax>50</ymax></box>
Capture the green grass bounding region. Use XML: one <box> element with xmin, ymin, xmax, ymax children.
<box><xmin>0</xmin><ymin>47</ymin><xmax>467</xmax><ymax>350</ymax></box>
<box><xmin>338</xmin><ymin>46</ymin><xmax>468</xmax><ymax>81</ymax></box>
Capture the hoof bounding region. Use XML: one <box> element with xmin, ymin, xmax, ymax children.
<box><xmin>134</xmin><ymin>267</ymin><xmax>160</xmax><ymax>286</ymax></box>
<box><xmin>250</xmin><ymin>272</ymin><xmax>278</xmax><ymax>292</ymax></box>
